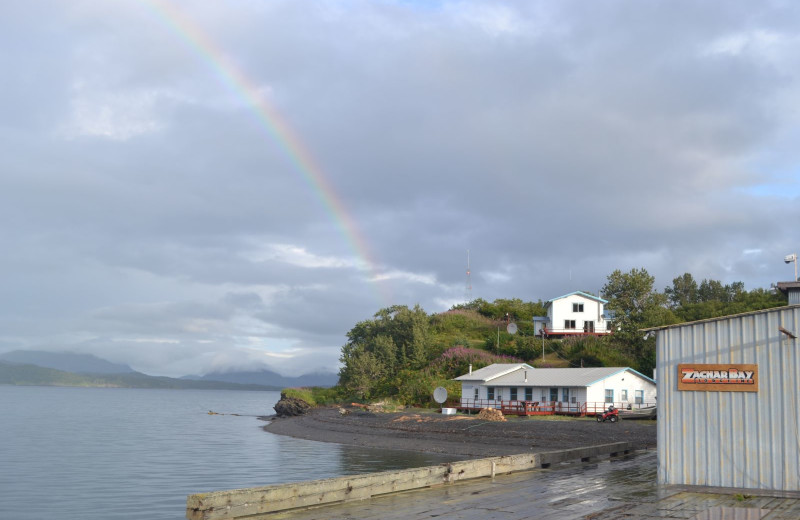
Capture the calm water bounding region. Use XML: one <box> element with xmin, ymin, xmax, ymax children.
<box><xmin>0</xmin><ymin>386</ymin><xmax>460</xmax><ymax>520</ymax></box>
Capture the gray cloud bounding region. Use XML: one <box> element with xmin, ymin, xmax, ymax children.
<box><xmin>1</xmin><ymin>0</ymin><xmax>798</xmax><ymax>376</ymax></box>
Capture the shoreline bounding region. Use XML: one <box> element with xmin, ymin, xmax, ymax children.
<box><xmin>263</xmin><ymin>407</ymin><xmax>656</xmax><ymax>458</ymax></box>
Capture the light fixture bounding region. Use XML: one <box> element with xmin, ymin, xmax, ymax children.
<box><xmin>785</xmin><ymin>253</ymin><xmax>798</xmax><ymax>281</ymax></box>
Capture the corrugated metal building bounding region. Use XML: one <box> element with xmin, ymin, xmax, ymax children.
<box><xmin>778</xmin><ymin>281</ymin><xmax>800</xmax><ymax>305</ymax></box>
<box><xmin>648</xmin><ymin>298</ymin><xmax>800</xmax><ymax>493</ymax></box>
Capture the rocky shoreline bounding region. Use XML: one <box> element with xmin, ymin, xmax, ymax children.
<box><xmin>262</xmin><ymin>406</ymin><xmax>657</xmax><ymax>458</ymax></box>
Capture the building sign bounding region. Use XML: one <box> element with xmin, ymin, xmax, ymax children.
<box><xmin>677</xmin><ymin>364</ymin><xmax>758</xmax><ymax>392</ymax></box>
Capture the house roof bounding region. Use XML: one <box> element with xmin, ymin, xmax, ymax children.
<box><xmin>453</xmin><ymin>363</ymin><xmax>535</xmax><ymax>382</ymax></box>
<box><xmin>455</xmin><ymin>364</ymin><xmax>654</xmax><ymax>386</ymax></box>
<box><xmin>545</xmin><ymin>291</ymin><xmax>608</xmax><ymax>307</ymax></box>
<box><xmin>777</xmin><ymin>281</ymin><xmax>800</xmax><ymax>295</ymax></box>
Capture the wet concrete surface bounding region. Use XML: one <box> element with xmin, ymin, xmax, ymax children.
<box><xmin>267</xmin><ymin>451</ymin><xmax>800</xmax><ymax>520</ymax></box>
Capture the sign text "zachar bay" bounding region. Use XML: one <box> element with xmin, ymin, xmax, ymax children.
<box><xmin>677</xmin><ymin>363</ymin><xmax>758</xmax><ymax>392</ymax></box>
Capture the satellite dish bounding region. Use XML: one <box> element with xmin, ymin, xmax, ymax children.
<box><xmin>433</xmin><ymin>387</ymin><xmax>448</xmax><ymax>404</ymax></box>
<box><xmin>507</xmin><ymin>322</ymin><xmax>518</xmax><ymax>334</ymax></box>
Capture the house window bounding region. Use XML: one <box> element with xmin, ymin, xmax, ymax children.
<box><xmin>510</xmin><ymin>388</ymin><xmax>518</xmax><ymax>401</ymax></box>
<box><xmin>487</xmin><ymin>387</ymin><xmax>495</xmax><ymax>400</ymax></box>
<box><xmin>564</xmin><ymin>320</ymin><xmax>576</xmax><ymax>329</ymax></box>
<box><xmin>572</xmin><ymin>303</ymin><xmax>584</xmax><ymax>312</ymax></box>
<box><xmin>561</xmin><ymin>388</ymin><xmax>569</xmax><ymax>402</ymax></box>
<box><xmin>525</xmin><ymin>388</ymin><xmax>533</xmax><ymax>401</ymax></box>
<box><xmin>571</xmin><ymin>396</ymin><xmax>577</xmax><ymax>403</ymax></box>
<box><xmin>474</xmin><ymin>387</ymin><xmax>479</xmax><ymax>400</ymax></box>
<box><xmin>584</xmin><ymin>321</ymin><xmax>595</xmax><ymax>333</ymax></box>
<box><xmin>621</xmin><ymin>390</ymin><xmax>628</xmax><ymax>402</ymax></box>
<box><xmin>635</xmin><ymin>390</ymin><xmax>644</xmax><ymax>404</ymax></box>
<box><xmin>549</xmin><ymin>388</ymin><xmax>558</xmax><ymax>402</ymax></box>
<box><xmin>605</xmin><ymin>389</ymin><xmax>614</xmax><ymax>403</ymax></box>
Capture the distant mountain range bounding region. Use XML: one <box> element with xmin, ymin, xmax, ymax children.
<box><xmin>192</xmin><ymin>369</ymin><xmax>339</xmax><ymax>388</ymax></box>
<box><xmin>0</xmin><ymin>350</ymin><xmax>135</xmax><ymax>374</ymax></box>
<box><xmin>0</xmin><ymin>350</ymin><xmax>338</xmax><ymax>390</ymax></box>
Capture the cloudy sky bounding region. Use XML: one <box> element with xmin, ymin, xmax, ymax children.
<box><xmin>2</xmin><ymin>0</ymin><xmax>799</xmax><ymax>377</ymax></box>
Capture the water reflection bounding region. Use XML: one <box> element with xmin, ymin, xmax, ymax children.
<box><xmin>337</xmin><ymin>445</ymin><xmax>465</xmax><ymax>475</ymax></box>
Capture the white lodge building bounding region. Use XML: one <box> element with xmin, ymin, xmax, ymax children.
<box><xmin>535</xmin><ymin>291</ymin><xmax>612</xmax><ymax>337</ymax></box>
<box><xmin>454</xmin><ymin>363</ymin><xmax>656</xmax><ymax>414</ymax></box>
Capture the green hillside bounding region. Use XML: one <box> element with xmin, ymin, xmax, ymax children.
<box><xmin>333</xmin><ymin>269</ymin><xmax>787</xmax><ymax>407</ymax></box>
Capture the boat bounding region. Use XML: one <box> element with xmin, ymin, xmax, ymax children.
<box><xmin>619</xmin><ymin>406</ymin><xmax>657</xmax><ymax>420</ymax></box>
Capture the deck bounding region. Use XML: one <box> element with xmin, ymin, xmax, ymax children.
<box><xmin>452</xmin><ymin>399</ymin><xmax>656</xmax><ymax>417</ymax></box>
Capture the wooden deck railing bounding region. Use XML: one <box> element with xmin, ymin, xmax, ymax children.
<box><xmin>453</xmin><ymin>399</ymin><xmax>656</xmax><ymax>417</ymax></box>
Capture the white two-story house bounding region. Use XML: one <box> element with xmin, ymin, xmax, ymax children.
<box><xmin>534</xmin><ymin>291</ymin><xmax>612</xmax><ymax>337</ymax></box>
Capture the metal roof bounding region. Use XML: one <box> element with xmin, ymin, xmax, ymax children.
<box><xmin>488</xmin><ymin>366</ymin><xmax>652</xmax><ymax>387</ymax></box>
<box><xmin>545</xmin><ymin>291</ymin><xmax>608</xmax><ymax>307</ymax></box>
<box><xmin>453</xmin><ymin>363</ymin><xmax>534</xmax><ymax>382</ymax></box>
<box><xmin>454</xmin><ymin>364</ymin><xmax>654</xmax><ymax>387</ymax></box>
<box><xmin>641</xmin><ymin>304</ymin><xmax>800</xmax><ymax>332</ymax></box>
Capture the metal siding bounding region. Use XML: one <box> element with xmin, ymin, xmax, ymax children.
<box><xmin>790</xmin><ymin>290</ymin><xmax>800</xmax><ymax>306</ymax></box>
<box><xmin>657</xmin><ymin>306</ymin><xmax>800</xmax><ymax>492</ymax></box>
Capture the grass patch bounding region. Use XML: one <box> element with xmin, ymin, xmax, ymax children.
<box><xmin>282</xmin><ymin>386</ymin><xmax>341</xmax><ymax>407</ymax></box>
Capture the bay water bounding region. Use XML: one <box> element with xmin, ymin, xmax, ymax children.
<box><xmin>0</xmin><ymin>386</ymin><xmax>460</xmax><ymax>520</ymax></box>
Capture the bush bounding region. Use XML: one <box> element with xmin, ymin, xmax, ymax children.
<box><xmin>393</xmin><ymin>369</ymin><xmax>461</xmax><ymax>407</ymax></box>
<box><xmin>431</xmin><ymin>346</ymin><xmax>523</xmax><ymax>379</ymax></box>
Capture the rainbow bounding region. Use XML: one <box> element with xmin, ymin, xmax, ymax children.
<box><xmin>142</xmin><ymin>0</ymin><xmax>389</xmax><ymax>303</ymax></box>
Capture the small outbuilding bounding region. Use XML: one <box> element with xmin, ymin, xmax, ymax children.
<box><xmin>454</xmin><ymin>363</ymin><xmax>655</xmax><ymax>415</ymax></box>
<box><xmin>646</xmin><ymin>288</ymin><xmax>800</xmax><ymax>494</ymax></box>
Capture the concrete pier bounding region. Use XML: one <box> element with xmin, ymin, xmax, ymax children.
<box><xmin>186</xmin><ymin>442</ymin><xmax>633</xmax><ymax>519</ymax></box>
<box><xmin>188</xmin><ymin>450</ymin><xmax>800</xmax><ymax>520</ymax></box>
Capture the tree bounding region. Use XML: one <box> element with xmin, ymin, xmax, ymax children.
<box><xmin>338</xmin><ymin>349</ymin><xmax>384</xmax><ymax>400</ymax></box>
<box><xmin>602</xmin><ymin>268</ymin><xmax>676</xmax><ymax>332</ymax></box>
<box><xmin>665</xmin><ymin>273</ymin><xmax>698</xmax><ymax>308</ymax></box>
<box><xmin>601</xmin><ymin>268</ymin><xmax>676</xmax><ymax>369</ymax></box>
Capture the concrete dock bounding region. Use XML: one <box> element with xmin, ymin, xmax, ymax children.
<box><xmin>262</xmin><ymin>451</ymin><xmax>800</xmax><ymax>520</ymax></box>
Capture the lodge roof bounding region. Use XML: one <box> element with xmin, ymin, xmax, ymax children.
<box><xmin>454</xmin><ymin>363</ymin><xmax>654</xmax><ymax>386</ymax></box>
<box><xmin>488</xmin><ymin>366</ymin><xmax>653</xmax><ymax>387</ymax></box>
<box><xmin>453</xmin><ymin>363</ymin><xmax>534</xmax><ymax>382</ymax></box>
<box><xmin>545</xmin><ymin>291</ymin><xmax>608</xmax><ymax>307</ymax></box>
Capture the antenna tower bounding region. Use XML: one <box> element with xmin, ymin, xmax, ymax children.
<box><xmin>465</xmin><ymin>250</ymin><xmax>472</xmax><ymax>303</ymax></box>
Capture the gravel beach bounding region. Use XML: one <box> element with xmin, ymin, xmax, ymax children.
<box><xmin>263</xmin><ymin>407</ymin><xmax>656</xmax><ymax>458</ymax></box>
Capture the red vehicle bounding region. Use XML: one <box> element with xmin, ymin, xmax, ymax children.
<box><xmin>596</xmin><ymin>405</ymin><xmax>619</xmax><ymax>423</ymax></box>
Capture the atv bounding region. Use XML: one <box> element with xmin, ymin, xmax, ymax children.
<box><xmin>596</xmin><ymin>405</ymin><xmax>619</xmax><ymax>423</ymax></box>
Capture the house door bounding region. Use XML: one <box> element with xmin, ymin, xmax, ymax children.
<box><xmin>549</xmin><ymin>388</ymin><xmax>558</xmax><ymax>402</ymax></box>
<box><xmin>584</xmin><ymin>321</ymin><xmax>595</xmax><ymax>333</ymax></box>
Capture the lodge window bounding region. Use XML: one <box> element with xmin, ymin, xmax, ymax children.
<box><xmin>605</xmin><ymin>389</ymin><xmax>614</xmax><ymax>403</ymax></box>
<box><xmin>510</xmin><ymin>388</ymin><xmax>518</xmax><ymax>401</ymax></box>
<box><xmin>635</xmin><ymin>390</ymin><xmax>644</xmax><ymax>404</ymax></box>
<box><xmin>572</xmin><ymin>303</ymin><xmax>584</xmax><ymax>312</ymax></box>
<box><xmin>487</xmin><ymin>387</ymin><xmax>495</xmax><ymax>400</ymax></box>
<box><xmin>564</xmin><ymin>320</ymin><xmax>576</xmax><ymax>329</ymax></box>
<box><xmin>525</xmin><ymin>388</ymin><xmax>533</xmax><ymax>401</ymax></box>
